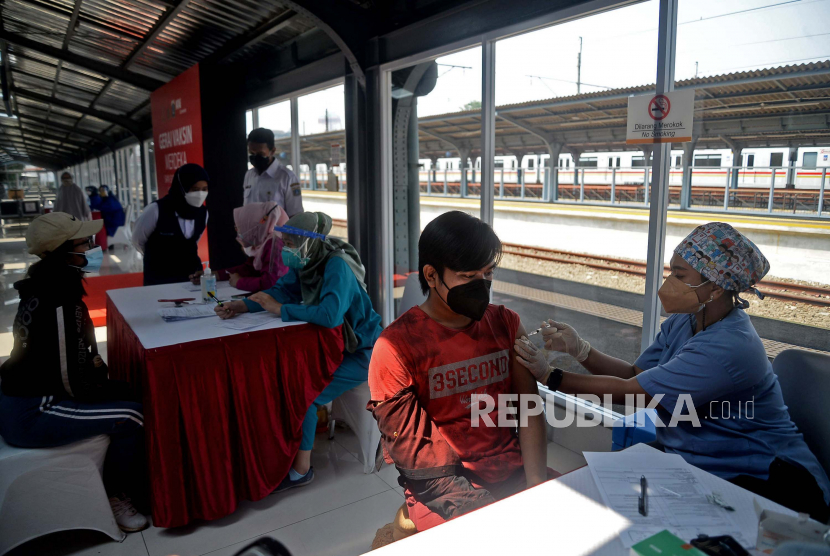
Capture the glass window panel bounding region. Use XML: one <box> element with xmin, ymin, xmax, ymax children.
<box><xmin>297</xmin><ymin>84</ymin><xmax>348</xmax><ymax>239</ymax></box>
<box><xmin>492</xmin><ymin>2</ymin><xmax>659</xmax><ymax>390</ymax></box>
<box><xmin>387</xmin><ymin>46</ymin><xmax>483</xmax><ymax>316</ymax></box>
<box><xmin>672</xmin><ymin>0</ymin><xmax>830</xmax><ymax>346</ymax></box>
<box><xmin>257</xmin><ymin>100</ymin><xmax>292</xmax><ymax>170</ymax></box>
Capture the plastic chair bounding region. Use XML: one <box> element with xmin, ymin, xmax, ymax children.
<box><xmin>108</xmin><ymin>203</ymin><xmax>133</xmax><ymax>249</ymax></box>
<box><xmin>772</xmin><ymin>349</ymin><xmax>830</xmax><ymax>477</ymax></box>
<box><xmin>329</xmin><ymin>381</ymin><xmax>382</xmax><ymax>474</ymax></box>
<box><xmin>397</xmin><ymin>273</ymin><xmax>427</xmax><ymax>318</ymax></box>
<box><xmin>0</xmin><ymin>434</ymin><xmax>124</xmax><ymax>555</ymax></box>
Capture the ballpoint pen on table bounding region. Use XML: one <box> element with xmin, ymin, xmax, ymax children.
<box><xmin>207</xmin><ymin>291</ymin><xmax>224</xmax><ymax>307</ymax></box>
<box><xmin>639</xmin><ymin>475</ymin><xmax>648</xmax><ymax>516</ymax></box>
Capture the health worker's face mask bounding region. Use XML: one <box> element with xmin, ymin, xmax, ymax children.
<box><xmin>282</xmin><ymin>239</ymin><xmax>310</xmax><ymax>270</ymax></box>
<box><xmin>249</xmin><ymin>154</ymin><xmax>272</xmax><ymax>174</ymax></box>
<box><xmin>185</xmin><ymin>190</ymin><xmax>208</xmax><ymax>208</ymax></box>
<box><xmin>440</xmin><ymin>277</ymin><xmax>492</xmax><ymax>321</ymax></box>
<box><xmin>69</xmin><ymin>246</ymin><xmax>103</xmax><ymax>274</ymax></box>
<box><xmin>658</xmin><ymin>275</ymin><xmax>711</xmax><ymax>314</ymax></box>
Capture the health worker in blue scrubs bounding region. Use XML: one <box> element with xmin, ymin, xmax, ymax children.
<box><xmin>513</xmin><ymin>222</ymin><xmax>830</xmax><ymax>523</ymax></box>
<box><xmin>214</xmin><ymin>211</ymin><xmax>382</xmax><ymax>492</ymax></box>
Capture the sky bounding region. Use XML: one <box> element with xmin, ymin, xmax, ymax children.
<box><xmin>253</xmin><ymin>0</ymin><xmax>830</xmax><ymax>129</ymax></box>
<box><xmin>418</xmin><ymin>0</ymin><xmax>830</xmax><ymax>116</ymax></box>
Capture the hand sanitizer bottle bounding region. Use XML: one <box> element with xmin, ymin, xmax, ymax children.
<box><xmin>200</xmin><ymin>261</ymin><xmax>216</xmax><ymax>303</ymax></box>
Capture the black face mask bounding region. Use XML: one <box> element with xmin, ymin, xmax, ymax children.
<box><xmin>249</xmin><ymin>153</ymin><xmax>272</xmax><ymax>174</ymax></box>
<box><xmin>441</xmin><ymin>278</ymin><xmax>492</xmax><ymax>321</ymax></box>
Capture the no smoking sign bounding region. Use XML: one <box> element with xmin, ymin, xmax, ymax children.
<box><xmin>626</xmin><ymin>89</ymin><xmax>694</xmax><ymax>144</ymax></box>
<box><xmin>648</xmin><ymin>94</ymin><xmax>671</xmax><ymax>120</ymax></box>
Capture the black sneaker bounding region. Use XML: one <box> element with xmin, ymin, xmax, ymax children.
<box><xmin>274</xmin><ymin>467</ymin><xmax>315</xmax><ymax>493</ymax></box>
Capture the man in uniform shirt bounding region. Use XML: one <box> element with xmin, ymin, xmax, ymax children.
<box><xmin>243</xmin><ymin>128</ymin><xmax>304</xmax><ymax>216</ymax></box>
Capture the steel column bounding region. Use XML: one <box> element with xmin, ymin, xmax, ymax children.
<box><xmin>819</xmin><ymin>167</ymin><xmax>826</xmax><ymax>217</ymax></box>
<box><xmin>480</xmin><ymin>39</ymin><xmax>496</xmax><ymax>226</ymax></box>
<box><xmin>290</xmin><ymin>97</ymin><xmax>300</xmax><ymax>174</ymax></box>
<box><xmin>768</xmin><ymin>169</ymin><xmax>776</xmax><ymax>213</ymax></box>
<box><xmin>611</xmin><ymin>167</ymin><xmax>616</xmax><ymax>204</ymax></box>
<box><xmin>641</xmin><ymin>0</ymin><xmax>679</xmax><ymax>353</ymax></box>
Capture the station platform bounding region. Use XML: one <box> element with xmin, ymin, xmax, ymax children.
<box><xmin>302</xmin><ymin>190</ymin><xmax>830</xmax><ymax>285</ymax></box>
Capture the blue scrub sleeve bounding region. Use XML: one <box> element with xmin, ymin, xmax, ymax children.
<box><xmin>636</xmin><ymin>342</ymin><xmax>736</xmax><ymax>414</ymax></box>
<box><xmin>243</xmin><ymin>269</ymin><xmax>302</xmax><ymax>313</ymax></box>
<box><xmin>634</xmin><ymin>318</ymin><xmax>672</xmax><ymax>371</ymax></box>
<box><xmin>280</xmin><ymin>257</ymin><xmax>354</xmax><ymax>329</ymax></box>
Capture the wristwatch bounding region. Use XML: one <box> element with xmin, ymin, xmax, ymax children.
<box><xmin>545</xmin><ymin>367</ymin><xmax>565</xmax><ymax>392</ymax></box>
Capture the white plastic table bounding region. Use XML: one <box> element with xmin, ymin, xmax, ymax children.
<box><xmin>106</xmin><ymin>281</ymin><xmax>301</xmax><ymax>349</ymax></box>
<box><xmin>369</xmin><ymin>444</ymin><xmax>792</xmax><ymax>556</ymax></box>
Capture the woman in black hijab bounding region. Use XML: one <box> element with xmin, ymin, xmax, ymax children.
<box><xmin>132</xmin><ymin>163</ymin><xmax>209</xmax><ymax>286</ymax></box>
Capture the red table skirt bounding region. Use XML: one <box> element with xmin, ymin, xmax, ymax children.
<box><xmin>91</xmin><ymin>210</ymin><xmax>107</xmax><ymax>250</ymax></box>
<box><xmin>106</xmin><ymin>297</ymin><xmax>345</xmax><ymax>528</ymax></box>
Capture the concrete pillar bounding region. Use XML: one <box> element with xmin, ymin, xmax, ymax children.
<box><xmin>786</xmin><ymin>147</ymin><xmax>797</xmax><ymax>187</ymax></box>
<box><xmin>731</xmin><ymin>147</ymin><xmax>741</xmax><ymax>190</ymax></box>
<box><xmin>308</xmin><ymin>160</ymin><xmax>319</xmax><ymax>190</ymax></box>
<box><xmin>459</xmin><ymin>148</ymin><xmax>470</xmax><ymax>197</ymax></box>
<box><xmin>681</xmin><ymin>141</ymin><xmax>696</xmax><ymax>210</ymax></box>
<box><xmin>546</xmin><ymin>143</ymin><xmax>563</xmax><ymax>202</ymax></box>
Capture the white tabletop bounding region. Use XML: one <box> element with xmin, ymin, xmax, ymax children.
<box><xmin>107</xmin><ymin>281</ymin><xmax>304</xmax><ymax>350</ymax></box>
<box><xmin>369</xmin><ymin>444</ymin><xmax>792</xmax><ymax>556</ymax></box>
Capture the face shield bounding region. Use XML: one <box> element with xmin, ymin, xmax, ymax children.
<box><xmin>274</xmin><ymin>225</ymin><xmax>326</xmax><ymax>270</ymax></box>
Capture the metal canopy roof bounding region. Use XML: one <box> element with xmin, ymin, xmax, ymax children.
<box><xmin>0</xmin><ymin>0</ymin><xmax>363</xmax><ymax>168</ymax></box>
<box><xmin>273</xmin><ymin>60</ymin><xmax>830</xmax><ymax>165</ymax></box>
<box><xmin>2</xmin><ymin>0</ymin><xmax>829</xmax><ymax>170</ymax></box>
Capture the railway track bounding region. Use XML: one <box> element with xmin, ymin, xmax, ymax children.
<box><xmin>502</xmin><ymin>242</ymin><xmax>830</xmax><ymax>307</ymax></box>
<box><xmin>327</xmin><ymin>219</ymin><xmax>830</xmax><ymax>307</ymax></box>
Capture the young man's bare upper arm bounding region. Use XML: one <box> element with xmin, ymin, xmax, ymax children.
<box><xmin>511</xmin><ymin>322</ymin><xmax>539</xmax><ymax>395</ymax></box>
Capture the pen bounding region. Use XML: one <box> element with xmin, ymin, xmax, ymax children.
<box><xmin>207</xmin><ymin>291</ymin><xmax>224</xmax><ymax>307</ymax></box>
<box><xmin>639</xmin><ymin>475</ymin><xmax>648</xmax><ymax>516</ymax></box>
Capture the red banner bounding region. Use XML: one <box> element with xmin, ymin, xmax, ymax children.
<box><xmin>151</xmin><ymin>64</ymin><xmax>203</xmax><ymax>198</ymax></box>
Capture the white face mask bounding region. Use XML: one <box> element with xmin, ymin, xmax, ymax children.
<box><xmin>185</xmin><ymin>190</ymin><xmax>208</xmax><ymax>208</ymax></box>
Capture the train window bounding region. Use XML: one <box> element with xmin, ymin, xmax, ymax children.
<box><xmin>769</xmin><ymin>152</ymin><xmax>784</xmax><ymax>167</ymax></box>
<box><xmin>578</xmin><ymin>157</ymin><xmax>598</xmax><ymax>168</ymax></box>
<box><xmin>632</xmin><ymin>156</ymin><xmax>646</xmax><ymax>167</ymax></box>
<box><xmin>693</xmin><ymin>155</ymin><xmax>721</xmax><ymax>167</ymax></box>
<box><xmin>746</xmin><ymin>154</ymin><xmax>755</xmax><ymax>168</ymax></box>
<box><xmin>527</xmin><ymin>158</ymin><xmax>535</xmax><ymax>169</ymax></box>
<box><xmin>803</xmin><ymin>152</ymin><xmax>817</xmax><ymax>169</ymax></box>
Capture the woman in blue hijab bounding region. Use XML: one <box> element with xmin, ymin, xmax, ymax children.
<box><xmin>98</xmin><ymin>186</ymin><xmax>125</xmax><ymax>238</ymax></box>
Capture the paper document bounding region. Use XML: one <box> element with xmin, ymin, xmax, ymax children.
<box><xmin>584</xmin><ymin>451</ymin><xmax>751</xmax><ymax>548</ymax></box>
<box><xmin>158</xmin><ymin>304</ymin><xmax>217</xmax><ymax>322</ymax></box>
<box><xmin>214</xmin><ymin>312</ymin><xmax>284</xmax><ymax>331</ymax></box>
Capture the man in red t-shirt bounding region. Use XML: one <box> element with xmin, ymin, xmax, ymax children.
<box><xmin>368</xmin><ymin>211</ymin><xmax>548</xmax><ymax>531</ymax></box>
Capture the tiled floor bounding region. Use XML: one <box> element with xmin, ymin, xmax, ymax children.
<box><xmin>7</xmin><ymin>428</ymin><xmax>587</xmax><ymax>556</ymax></box>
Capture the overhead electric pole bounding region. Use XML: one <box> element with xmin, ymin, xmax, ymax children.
<box><xmin>577</xmin><ymin>37</ymin><xmax>583</xmax><ymax>94</ymax></box>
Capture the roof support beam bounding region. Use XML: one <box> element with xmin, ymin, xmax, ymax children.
<box><xmin>207</xmin><ymin>9</ymin><xmax>297</xmax><ymax>64</ymax></box>
<box><xmin>123</xmin><ymin>0</ymin><xmax>194</xmax><ymax>70</ymax></box>
<box><xmin>0</xmin><ymin>30</ymin><xmax>164</xmax><ymax>91</ymax></box>
<box><xmin>277</xmin><ymin>0</ymin><xmax>374</xmax><ymax>86</ymax></box>
<box><xmin>0</xmin><ymin>41</ymin><xmax>12</xmax><ymax>117</ymax></box>
<box><xmin>17</xmin><ymin>114</ymin><xmax>114</xmax><ymax>147</ymax></box>
<box><xmin>11</xmin><ymin>0</ymin><xmax>140</xmax><ymax>43</ymax></box>
<box><xmin>419</xmin><ymin>128</ymin><xmax>473</xmax><ymax>156</ymax></box>
<box><xmin>12</xmin><ymin>87</ymin><xmax>141</xmax><ymax>135</ymax></box>
<box><xmin>496</xmin><ymin>112</ymin><xmax>561</xmax><ymax>144</ymax></box>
